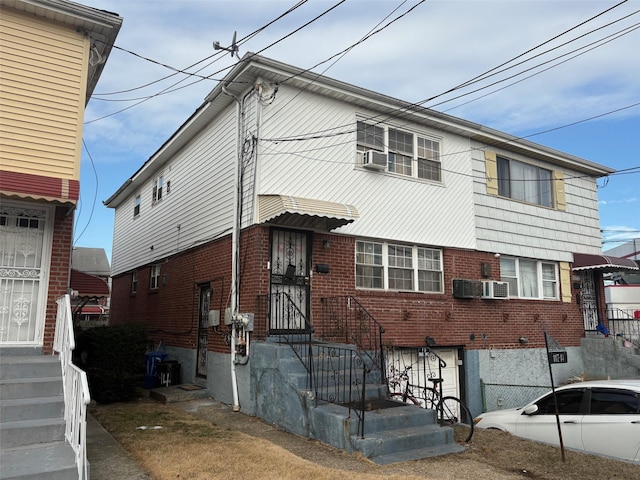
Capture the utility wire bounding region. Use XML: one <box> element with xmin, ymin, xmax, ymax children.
<box><xmin>262</xmin><ymin>2</ymin><xmax>638</xmax><ymax>143</ymax></box>
<box><xmin>85</xmin><ymin>0</ymin><xmax>347</xmax><ymax>123</ymax></box>
<box><xmin>92</xmin><ymin>0</ymin><xmax>310</xmax><ymax>97</ymax></box>
<box><xmin>74</xmin><ymin>140</ymin><xmax>99</xmax><ymax>246</ymax></box>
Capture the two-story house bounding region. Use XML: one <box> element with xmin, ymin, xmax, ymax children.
<box><xmin>106</xmin><ymin>54</ymin><xmax>633</xmax><ymax>422</ymax></box>
<box><xmin>0</xmin><ymin>0</ymin><xmax>121</xmax><ymax>353</ymax></box>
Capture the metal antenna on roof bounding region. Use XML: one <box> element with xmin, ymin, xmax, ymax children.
<box><xmin>213</xmin><ymin>31</ymin><xmax>239</xmax><ymax>58</ymax></box>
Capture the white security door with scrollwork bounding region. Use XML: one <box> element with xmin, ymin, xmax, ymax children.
<box><xmin>0</xmin><ymin>203</ymin><xmax>52</xmax><ymax>345</ymax></box>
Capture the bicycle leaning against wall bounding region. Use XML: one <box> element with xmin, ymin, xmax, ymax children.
<box><xmin>387</xmin><ymin>348</ymin><xmax>474</xmax><ymax>443</ymax></box>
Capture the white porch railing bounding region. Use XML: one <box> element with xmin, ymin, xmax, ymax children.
<box><xmin>54</xmin><ymin>294</ymin><xmax>91</xmax><ymax>480</ymax></box>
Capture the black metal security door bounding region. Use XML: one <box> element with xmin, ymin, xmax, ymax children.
<box><xmin>269</xmin><ymin>229</ymin><xmax>311</xmax><ymax>332</ymax></box>
<box><xmin>196</xmin><ymin>284</ymin><xmax>210</xmax><ymax>378</ymax></box>
<box><xmin>580</xmin><ymin>271</ymin><xmax>599</xmax><ymax>332</ymax></box>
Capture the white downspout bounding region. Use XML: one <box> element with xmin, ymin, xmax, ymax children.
<box><xmin>223</xmin><ymin>84</ymin><xmax>242</xmax><ymax>412</ymax></box>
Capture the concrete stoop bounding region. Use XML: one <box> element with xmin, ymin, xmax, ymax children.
<box><xmin>311</xmin><ymin>399</ymin><xmax>464</xmax><ymax>464</ymax></box>
<box><xmin>254</xmin><ymin>341</ymin><xmax>465</xmax><ymax>464</ymax></box>
<box><xmin>0</xmin><ymin>353</ymin><xmax>78</xmax><ymax>480</ymax></box>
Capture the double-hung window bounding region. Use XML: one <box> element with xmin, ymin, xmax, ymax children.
<box><xmin>152</xmin><ymin>174</ymin><xmax>164</xmax><ymax>204</ymax></box>
<box><xmin>500</xmin><ymin>257</ymin><xmax>558</xmax><ymax>299</ymax></box>
<box><xmin>356</xmin><ymin>240</ymin><xmax>442</xmax><ymax>293</ymax></box>
<box><xmin>131</xmin><ymin>271</ymin><xmax>138</xmax><ymax>294</ymax></box>
<box><xmin>356</xmin><ymin>241</ymin><xmax>383</xmax><ymax>289</ymax></box>
<box><xmin>150</xmin><ymin>264</ymin><xmax>161</xmax><ymax>290</ymax></box>
<box><xmin>497</xmin><ymin>156</ymin><xmax>553</xmax><ymax>207</ymax></box>
<box><xmin>357</xmin><ymin>121</ymin><xmax>441</xmax><ymax>182</ymax></box>
<box><xmin>133</xmin><ymin>194</ymin><xmax>141</xmax><ymax>217</ymax></box>
<box><xmin>388</xmin><ymin>129</ymin><xmax>413</xmax><ymax>176</ymax></box>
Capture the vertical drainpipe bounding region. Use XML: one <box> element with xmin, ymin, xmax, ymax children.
<box><xmin>223</xmin><ymin>84</ymin><xmax>242</xmax><ymax>412</ymax></box>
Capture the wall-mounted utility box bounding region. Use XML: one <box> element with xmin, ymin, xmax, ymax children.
<box><xmin>208</xmin><ymin>310</ymin><xmax>220</xmax><ymax>327</ymax></box>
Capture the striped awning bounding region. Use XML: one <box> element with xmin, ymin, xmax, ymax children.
<box><xmin>572</xmin><ymin>253</ymin><xmax>639</xmax><ymax>273</ymax></box>
<box><xmin>258</xmin><ymin>195</ymin><xmax>359</xmax><ymax>231</ymax></box>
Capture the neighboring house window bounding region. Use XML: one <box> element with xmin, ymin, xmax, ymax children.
<box><xmin>500</xmin><ymin>257</ymin><xmax>558</xmax><ymax>299</ymax></box>
<box><xmin>150</xmin><ymin>264</ymin><xmax>161</xmax><ymax>290</ymax></box>
<box><xmin>497</xmin><ymin>156</ymin><xmax>552</xmax><ymax>207</ymax></box>
<box><xmin>357</xmin><ymin>121</ymin><xmax>441</xmax><ymax>182</ymax></box>
<box><xmin>134</xmin><ymin>194</ymin><xmax>141</xmax><ymax>217</ymax></box>
<box><xmin>131</xmin><ymin>271</ymin><xmax>138</xmax><ymax>294</ymax></box>
<box><xmin>152</xmin><ymin>174</ymin><xmax>164</xmax><ymax>204</ymax></box>
<box><xmin>356</xmin><ymin>240</ymin><xmax>443</xmax><ymax>293</ymax></box>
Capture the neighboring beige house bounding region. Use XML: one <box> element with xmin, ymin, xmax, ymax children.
<box><xmin>0</xmin><ymin>0</ymin><xmax>122</xmax><ymax>353</ymax></box>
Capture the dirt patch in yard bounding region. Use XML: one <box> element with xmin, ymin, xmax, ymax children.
<box><xmin>90</xmin><ymin>396</ymin><xmax>639</xmax><ymax>480</ymax></box>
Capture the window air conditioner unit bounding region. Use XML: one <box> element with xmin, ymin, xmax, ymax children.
<box><xmin>481</xmin><ymin>281</ymin><xmax>509</xmax><ymax>299</ymax></box>
<box><xmin>452</xmin><ymin>279</ymin><xmax>482</xmax><ymax>299</ymax></box>
<box><xmin>362</xmin><ymin>150</ymin><xmax>387</xmax><ymax>170</ymax></box>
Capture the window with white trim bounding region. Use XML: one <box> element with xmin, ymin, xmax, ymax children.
<box><xmin>150</xmin><ymin>264</ymin><xmax>161</xmax><ymax>290</ymax></box>
<box><xmin>356</xmin><ymin>240</ymin><xmax>443</xmax><ymax>293</ymax></box>
<box><xmin>133</xmin><ymin>194</ymin><xmax>141</xmax><ymax>217</ymax></box>
<box><xmin>497</xmin><ymin>156</ymin><xmax>552</xmax><ymax>207</ymax></box>
<box><xmin>131</xmin><ymin>271</ymin><xmax>138</xmax><ymax>294</ymax></box>
<box><xmin>152</xmin><ymin>174</ymin><xmax>164</xmax><ymax>204</ymax></box>
<box><xmin>357</xmin><ymin>121</ymin><xmax>442</xmax><ymax>182</ymax></box>
<box><xmin>500</xmin><ymin>257</ymin><xmax>558</xmax><ymax>299</ymax></box>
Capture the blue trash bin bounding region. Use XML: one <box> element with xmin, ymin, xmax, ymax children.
<box><xmin>144</xmin><ymin>351</ymin><xmax>167</xmax><ymax>389</ymax></box>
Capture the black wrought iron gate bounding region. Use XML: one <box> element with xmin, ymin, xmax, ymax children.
<box><xmin>269</xmin><ymin>229</ymin><xmax>311</xmax><ymax>333</ymax></box>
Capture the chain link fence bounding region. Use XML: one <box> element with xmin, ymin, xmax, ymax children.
<box><xmin>481</xmin><ymin>381</ymin><xmax>551</xmax><ymax>412</ymax></box>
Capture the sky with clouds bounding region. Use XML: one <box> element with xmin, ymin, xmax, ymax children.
<box><xmin>74</xmin><ymin>0</ymin><xmax>640</xmax><ymax>262</ymax></box>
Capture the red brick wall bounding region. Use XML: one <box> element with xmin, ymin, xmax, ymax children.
<box><xmin>309</xmin><ymin>234</ymin><xmax>583</xmax><ymax>350</ymax></box>
<box><xmin>43</xmin><ymin>206</ymin><xmax>73</xmax><ymax>353</ymax></box>
<box><xmin>110</xmin><ymin>231</ymin><xmax>274</xmax><ymax>353</ymax></box>
<box><xmin>111</xmin><ymin>227</ymin><xmax>585</xmax><ymax>354</ymax></box>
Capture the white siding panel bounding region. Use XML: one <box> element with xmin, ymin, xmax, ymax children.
<box><xmin>472</xmin><ymin>141</ymin><xmax>602</xmax><ymax>261</ymax></box>
<box><xmin>111</xmin><ymin>105</ymin><xmax>237</xmax><ymax>275</ymax></box>
<box><xmin>257</xmin><ymin>85</ymin><xmax>476</xmax><ymax>249</ymax></box>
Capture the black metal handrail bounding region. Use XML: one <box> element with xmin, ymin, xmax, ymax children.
<box><xmin>320</xmin><ymin>296</ymin><xmax>386</xmax><ymax>386</ymax></box>
<box><xmin>312</xmin><ymin>344</ymin><xmax>368</xmax><ymax>438</ymax></box>
<box><xmin>607</xmin><ymin>308</ymin><xmax>640</xmax><ymax>347</ymax></box>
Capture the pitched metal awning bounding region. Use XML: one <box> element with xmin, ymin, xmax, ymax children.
<box><xmin>572</xmin><ymin>253</ymin><xmax>639</xmax><ymax>272</ymax></box>
<box><xmin>258</xmin><ymin>195</ymin><xmax>359</xmax><ymax>231</ymax></box>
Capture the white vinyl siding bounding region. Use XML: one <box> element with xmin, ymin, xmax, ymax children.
<box><xmin>259</xmin><ymin>85</ymin><xmax>475</xmax><ymax>251</ymax></box>
<box><xmin>473</xmin><ymin>144</ymin><xmax>603</xmax><ymax>261</ymax></box>
<box><xmin>111</xmin><ymin>104</ymin><xmax>237</xmax><ymax>276</ymax></box>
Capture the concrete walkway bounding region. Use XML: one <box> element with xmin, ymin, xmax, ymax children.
<box><xmin>86</xmin><ymin>413</ymin><xmax>151</xmax><ymax>479</ymax></box>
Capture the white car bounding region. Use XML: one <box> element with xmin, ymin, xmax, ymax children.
<box><xmin>475</xmin><ymin>379</ymin><xmax>640</xmax><ymax>463</ymax></box>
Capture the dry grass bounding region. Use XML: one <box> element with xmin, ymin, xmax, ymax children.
<box><xmin>91</xmin><ymin>400</ymin><xmax>639</xmax><ymax>480</ymax></box>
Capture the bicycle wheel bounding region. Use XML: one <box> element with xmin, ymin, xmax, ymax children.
<box><xmin>436</xmin><ymin>396</ymin><xmax>474</xmax><ymax>443</ymax></box>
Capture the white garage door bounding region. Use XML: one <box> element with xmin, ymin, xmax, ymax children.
<box><xmin>386</xmin><ymin>347</ymin><xmax>460</xmax><ymax>402</ymax></box>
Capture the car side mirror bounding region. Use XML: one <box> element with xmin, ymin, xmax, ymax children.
<box><xmin>523</xmin><ymin>404</ymin><xmax>539</xmax><ymax>415</ymax></box>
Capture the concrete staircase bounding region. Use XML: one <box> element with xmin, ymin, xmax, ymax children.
<box><xmin>0</xmin><ymin>352</ymin><xmax>78</xmax><ymax>480</ymax></box>
<box><xmin>252</xmin><ymin>341</ymin><xmax>465</xmax><ymax>464</ymax></box>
